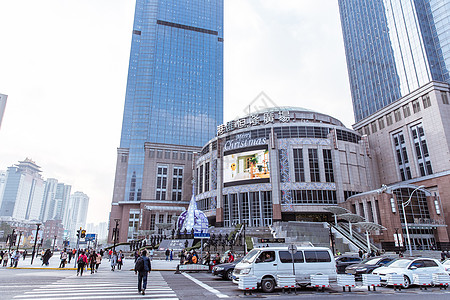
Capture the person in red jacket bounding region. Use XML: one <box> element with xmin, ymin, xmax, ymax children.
<box><xmin>228</xmin><ymin>252</ymin><xmax>234</xmax><ymax>263</ymax></box>
<box><xmin>77</xmin><ymin>251</ymin><xmax>88</xmax><ymax>276</ymax></box>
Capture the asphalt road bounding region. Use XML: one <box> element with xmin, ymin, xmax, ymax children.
<box><xmin>2</xmin><ymin>265</ymin><xmax>450</xmax><ymax>299</ymax></box>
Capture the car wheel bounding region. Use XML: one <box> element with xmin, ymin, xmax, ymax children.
<box><xmin>403</xmin><ymin>275</ymin><xmax>411</xmax><ymax>289</ymax></box>
<box><xmin>261</xmin><ymin>278</ymin><xmax>276</xmax><ymax>293</ymax></box>
<box><xmin>226</xmin><ymin>269</ymin><xmax>233</xmax><ymax>281</ymax></box>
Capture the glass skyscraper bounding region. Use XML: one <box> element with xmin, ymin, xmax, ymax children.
<box><xmin>338</xmin><ymin>0</ymin><xmax>450</xmax><ymax>122</ymax></box>
<box><xmin>119</xmin><ymin>0</ymin><xmax>223</xmax><ymax>201</ymax></box>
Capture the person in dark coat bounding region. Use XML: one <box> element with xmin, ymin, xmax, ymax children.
<box><xmin>42</xmin><ymin>249</ymin><xmax>52</xmax><ymax>266</ymax></box>
<box><xmin>135</xmin><ymin>250</ymin><xmax>151</xmax><ymax>295</ymax></box>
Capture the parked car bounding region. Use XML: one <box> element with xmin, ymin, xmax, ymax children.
<box><xmin>372</xmin><ymin>257</ymin><xmax>446</xmax><ymax>288</ymax></box>
<box><xmin>232</xmin><ymin>246</ymin><xmax>337</xmax><ymax>293</ymax></box>
<box><xmin>335</xmin><ymin>255</ymin><xmax>362</xmax><ymax>274</ymax></box>
<box><xmin>442</xmin><ymin>259</ymin><xmax>450</xmax><ymax>275</ymax></box>
<box><xmin>345</xmin><ymin>256</ymin><xmax>396</xmax><ymax>279</ymax></box>
<box><xmin>212</xmin><ymin>258</ymin><xmax>243</xmax><ymax>280</ymax></box>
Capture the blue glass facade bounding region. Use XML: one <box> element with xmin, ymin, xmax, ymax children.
<box><xmin>338</xmin><ymin>0</ymin><xmax>450</xmax><ymax>122</ymax></box>
<box><xmin>119</xmin><ymin>0</ymin><xmax>223</xmax><ymax>201</ymax></box>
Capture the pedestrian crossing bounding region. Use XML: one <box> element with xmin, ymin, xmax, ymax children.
<box><xmin>13</xmin><ymin>271</ymin><xmax>178</xmax><ymax>300</ymax></box>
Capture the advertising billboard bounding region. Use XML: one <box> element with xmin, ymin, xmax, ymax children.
<box><xmin>223</xmin><ymin>148</ymin><xmax>270</xmax><ymax>186</ymax></box>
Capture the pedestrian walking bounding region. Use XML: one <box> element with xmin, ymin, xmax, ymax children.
<box><xmin>111</xmin><ymin>250</ymin><xmax>118</xmax><ymax>271</ymax></box>
<box><xmin>0</xmin><ymin>250</ymin><xmax>3</xmax><ymax>266</ymax></box>
<box><xmin>22</xmin><ymin>249</ymin><xmax>27</xmax><ymax>260</ymax></box>
<box><xmin>59</xmin><ymin>249</ymin><xmax>68</xmax><ymax>268</ymax></box>
<box><xmin>108</xmin><ymin>249</ymin><xmax>112</xmax><ymax>261</ymax></box>
<box><xmin>95</xmin><ymin>252</ymin><xmax>102</xmax><ymax>272</ymax></box>
<box><xmin>68</xmin><ymin>249</ymin><xmax>72</xmax><ymax>263</ymax></box>
<box><xmin>134</xmin><ymin>250</ymin><xmax>139</xmax><ymax>262</ymax></box>
<box><xmin>165</xmin><ymin>249</ymin><xmax>170</xmax><ymax>261</ymax></box>
<box><xmin>170</xmin><ymin>249</ymin><xmax>173</xmax><ymax>261</ymax></box>
<box><xmin>3</xmin><ymin>252</ymin><xmax>9</xmax><ymax>267</ymax></box>
<box><xmin>77</xmin><ymin>251</ymin><xmax>88</xmax><ymax>276</ymax></box>
<box><xmin>42</xmin><ymin>249</ymin><xmax>52</xmax><ymax>266</ymax></box>
<box><xmin>149</xmin><ymin>248</ymin><xmax>154</xmax><ymax>261</ymax></box>
<box><xmin>117</xmin><ymin>250</ymin><xmax>124</xmax><ymax>270</ymax></box>
<box><xmin>89</xmin><ymin>250</ymin><xmax>97</xmax><ymax>274</ymax></box>
<box><xmin>13</xmin><ymin>251</ymin><xmax>20</xmax><ymax>268</ymax></box>
<box><xmin>135</xmin><ymin>249</ymin><xmax>151</xmax><ymax>295</ymax></box>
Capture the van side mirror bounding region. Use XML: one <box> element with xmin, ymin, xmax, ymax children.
<box><xmin>255</xmin><ymin>257</ymin><xmax>261</xmax><ymax>263</ymax></box>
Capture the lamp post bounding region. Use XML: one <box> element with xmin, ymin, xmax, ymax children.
<box><xmin>31</xmin><ymin>223</ymin><xmax>41</xmax><ymax>265</ymax></box>
<box><xmin>53</xmin><ymin>235</ymin><xmax>57</xmax><ymax>252</ymax></box>
<box><xmin>16</xmin><ymin>231</ymin><xmax>23</xmax><ymax>252</ymax></box>
<box><xmin>8</xmin><ymin>228</ymin><xmax>15</xmax><ymax>257</ymax></box>
<box><xmin>401</xmin><ymin>185</ymin><xmax>424</xmax><ymax>257</ymax></box>
<box><xmin>113</xmin><ymin>219</ymin><xmax>120</xmax><ymax>252</ymax></box>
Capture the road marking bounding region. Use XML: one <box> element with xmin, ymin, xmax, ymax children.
<box><xmin>181</xmin><ymin>273</ymin><xmax>229</xmax><ymax>298</ymax></box>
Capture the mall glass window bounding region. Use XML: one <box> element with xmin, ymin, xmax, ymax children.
<box><xmin>293</xmin><ymin>148</ymin><xmax>305</xmax><ymax>182</ymax></box>
<box><xmin>323</xmin><ymin>149</ymin><xmax>334</xmax><ymax>182</ymax></box>
<box><xmin>442</xmin><ymin>92</ymin><xmax>449</xmax><ymax>105</ymax></box>
<box><xmin>392</xmin><ymin>132</ymin><xmax>412</xmax><ymax>181</ymax></box>
<box><xmin>165</xmin><ymin>151</ymin><xmax>171</xmax><ymax>159</ymax></box>
<box><xmin>261</xmin><ymin>191</ymin><xmax>273</xmax><ymax>226</ymax></box>
<box><xmin>172</xmin><ymin>166</ymin><xmax>183</xmax><ymax>201</ymax></box>
<box><xmin>386</xmin><ymin>113</ymin><xmax>393</xmax><ymax>126</ymax></box>
<box><xmin>371</xmin><ymin>121</ymin><xmax>377</xmax><ymax>133</ymax></box>
<box><xmin>156</xmin><ymin>166</ymin><xmax>168</xmax><ymax>200</ymax></box>
<box><xmin>378</xmin><ymin>118</ymin><xmax>385</xmax><ymax>130</ymax></box>
<box><xmin>250</xmin><ymin>192</ymin><xmax>261</xmax><ymax>227</ymax></box>
<box><xmin>403</xmin><ymin>104</ymin><xmax>411</xmax><ymax>118</ymax></box>
<box><xmin>422</xmin><ymin>94</ymin><xmax>431</xmax><ymax>108</ymax></box>
<box><xmin>291</xmin><ymin>190</ymin><xmax>337</xmax><ymax>204</ymax></box>
<box><xmin>394</xmin><ymin>109</ymin><xmax>402</xmax><ymax>122</ymax></box>
<box><xmin>231</xmin><ymin>193</ymin><xmax>239</xmax><ymax>226</ymax></box>
<box><xmin>127</xmin><ymin>211</ymin><xmax>140</xmax><ymax>240</ymax></box>
<box><xmin>167</xmin><ymin>214</ymin><xmax>172</xmax><ymax>224</ymax></box>
<box><xmin>223</xmin><ymin>194</ymin><xmax>230</xmax><ymax>227</ymax></box>
<box><xmin>412</xmin><ymin>99</ymin><xmax>421</xmax><ymax>113</ymax></box>
<box><xmin>394</xmin><ymin>188</ymin><xmax>430</xmax><ymax>224</ymax></box>
<box><xmin>150</xmin><ymin>214</ymin><xmax>156</xmax><ymax>230</ymax></box>
<box><xmin>308</xmin><ymin>149</ymin><xmax>320</xmax><ymax>182</ymax></box>
<box><xmin>205</xmin><ymin>162</ymin><xmax>210</xmax><ymax>192</ymax></box>
<box><xmin>411</xmin><ymin>124</ymin><xmax>433</xmax><ymax>176</ymax></box>
<box><xmin>198</xmin><ymin>165</ymin><xmax>204</xmax><ymax>194</ymax></box>
<box><xmin>240</xmin><ymin>192</ymin><xmax>250</xmax><ymax>226</ymax></box>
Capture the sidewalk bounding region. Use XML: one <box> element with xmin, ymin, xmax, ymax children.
<box><xmin>3</xmin><ymin>255</ymin><xmax>179</xmax><ymax>271</ymax></box>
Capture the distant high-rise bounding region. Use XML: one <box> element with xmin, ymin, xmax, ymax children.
<box><xmin>118</xmin><ymin>0</ymin><xmax>223</xmax><ymax>202</ymax></box>
<box><xmin>40</xmin><ymin>179</ymin><xmax>71</xmax><ymax>222</ymax></box>
<box><xmin>0</xmin><ymin>170</ymin><xmax>7</xmax><ymax>208</ymax></box>
<box><xmin>0</xmin><ymin>159</ymin><xmax>45</xmax><ymax>220</ymax></box>
<box><xmin>0</xmin><ymin>93</ymin><xmax>7</xmax><ymax>130</ymax></box>
<box><xmin>64</xmin><ymin>191</ymin><xmax>89</xmax><ymax>242</ymax></box>
<box><xmin>338</xmin><ymin>0</ymin><xmax>450</xmax><ymax>121</ymax></box>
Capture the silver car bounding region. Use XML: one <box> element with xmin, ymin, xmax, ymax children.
<box><xmin>372</xmin><ymin>258</ymin><xmax>446</xmax><ymax>288</ymax></box>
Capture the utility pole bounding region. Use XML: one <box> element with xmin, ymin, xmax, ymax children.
<box><xmin>31</xmin><ymin>223</ymin><xmax>41</xmax><ymax>265</ymax></box>
<box><xmin>74</xmin><ymin>228</ymin><xmax>81</xmax><ymax>268</ymax></box>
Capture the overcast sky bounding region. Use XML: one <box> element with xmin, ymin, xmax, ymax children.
<box><xmin>0</xmin><ymin>0</ymin><xmax>353</xmax><ymax>225</ymax></box>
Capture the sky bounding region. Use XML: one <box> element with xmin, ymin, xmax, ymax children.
<box><xmin>0</xmin><ymin>0</ymin><xmax>353</xmax><ymax>225</ymax></box>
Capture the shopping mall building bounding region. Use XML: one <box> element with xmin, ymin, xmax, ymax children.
<box><xmin>194</xmin><ymin>107</ymin><xmax>379</xmax><ymax>226</ymax></box>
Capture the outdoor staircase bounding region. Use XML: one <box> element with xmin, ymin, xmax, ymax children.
<box><xmin>330</xmin><ymin>222</ymin><xmax>381</xmax><ymax>253</ymax></box>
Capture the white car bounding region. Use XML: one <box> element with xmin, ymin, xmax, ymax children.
<box><xmin>442</xmin><ymin>259</ymin><xmax>450</xmax><ymax>275</ymax></box>
<box><xmin>372</xmin><ymin>258</ymin><xmax>446</xmax><ymax>288</ymax></box>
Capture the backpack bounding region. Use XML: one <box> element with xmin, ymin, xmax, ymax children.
<box><xmin>135</xmin><ymin>257</ymin><xmax>144</xmax><ymax>272</ymax></box>
<box><xmin>78</xmin><ymin>255</ymin><xmax>84</xmax><ymax>263</ymax></box>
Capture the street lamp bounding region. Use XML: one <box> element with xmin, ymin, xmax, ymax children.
<box><xmin>8</xmin><ymin>228</ymin><xmax>16</xmax><ymax>258</ymax></box>
<box><xmin>113</xmin><ymin>219</ymin><xmax>120</xmax><ymax>252</ymax></box>
<box><xmin>16</xmin><ymin>231</ymin><xmax>23</xmax><ymax>252</ymax></box>
<box><xmin>401</xmin><ymin>185</ymin><xmax>424</xmax><ymax>256</ymax></box>
<box><xmin>31</xmin><ymin>223</ymin><xmax>41</xmax><ymax>265</ymax></box>
<box><xmin>53</xmin><ymin>235</ymin><xmax>57</xmax><ymax>252</ymax></box>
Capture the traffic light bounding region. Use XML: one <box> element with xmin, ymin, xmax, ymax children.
<box><xmin>76</xmin><ymin>229</ymin><xmax>81</xmax><ymax>238</ymax></box>
<box><xmin>81</xmin><ymin>230</ymin><xmax>86</xmax><ymax>238</ymax></box>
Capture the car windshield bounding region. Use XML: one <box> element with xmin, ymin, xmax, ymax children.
<box><xmin>387</xmin><ymin>259</ymin><xmax>412</xmax><ymax>268</ymax></box>
<box><xmin>443</xmin><ymin>260</ymin><xmax>450</xmax><ymax>266</ymax></box>
<box><xmin>242</xmin><ymin>249</ymin><xmax>260</xmax><ymax>263</ymax></box>
<box><xmin>363</xmin><ymin>258</ymin><xmax>380</xmax><ymax>265</ymax></box>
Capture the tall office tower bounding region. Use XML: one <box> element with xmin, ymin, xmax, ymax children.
<box><xmin>338</xmin><ymin>0</ymin><xmax>450</xmax><ymax>122</ymax></box>
<box><xmin>119</xmin><ymin>0</ymin><xmax>223</xmax><ymax>202</ymax></box>
<box><xmin>0</xmin><ymin>171</ymin><xmax>7</xmax><ymax>208</ymax></box>
<box><xmin>40</xmin><ymin>179</ymin><xmax>72</xmax><ymax>222</ymax></box>
<box><xmin>0</xmin><ymin>159</ymin><xmax>45</xmax><ymax>221</ymax></box>
<box><xmin>109</xmin><ymin>0</ymin><xmax>223</xmax><ymax>243</ymax></box>
<box><xmin>0</xmin><ymin>93</ymin><xmax>7</xmax><ymax>130</ymax></box>
<box><xmin>64</xmin><ymin>191</ymin><xmax>89</xmax><ymax>243</ymax></box>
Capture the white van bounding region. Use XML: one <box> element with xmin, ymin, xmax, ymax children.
<box><xmin>232</xmin><ymin>246</ymin><xmax>337</xmax><ymax>292</ymax></box>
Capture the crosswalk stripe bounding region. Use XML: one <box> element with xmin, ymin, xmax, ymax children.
<box><xmin>14</xmin><ymin>271</ymin><xmax>179</xmax><ymax>300</ymax></box>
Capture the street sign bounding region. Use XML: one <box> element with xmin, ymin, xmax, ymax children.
<box><xmin>194</xmin><ymin>232</ymin><xmax>210</xmax><ymax>239</ymax></box>
<box><xmin>288</xmin><ymin>244</ymin><xmax>297</xmax><ymax>254</ymax></box>
<box><xmin>258</xmin><ymin>238</ymin><xmax>285</xmax><ymax>243</ymax></box>
<box><xmin>85</xmin><ymin>234</ymin><xmax>96</xmax><ymax>242</ymax></box>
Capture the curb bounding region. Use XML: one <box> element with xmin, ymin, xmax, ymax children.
<box><xmin>7</xmin><ymin>267</ymin><xmax>77</xmax><ymax>270</ymax></box>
